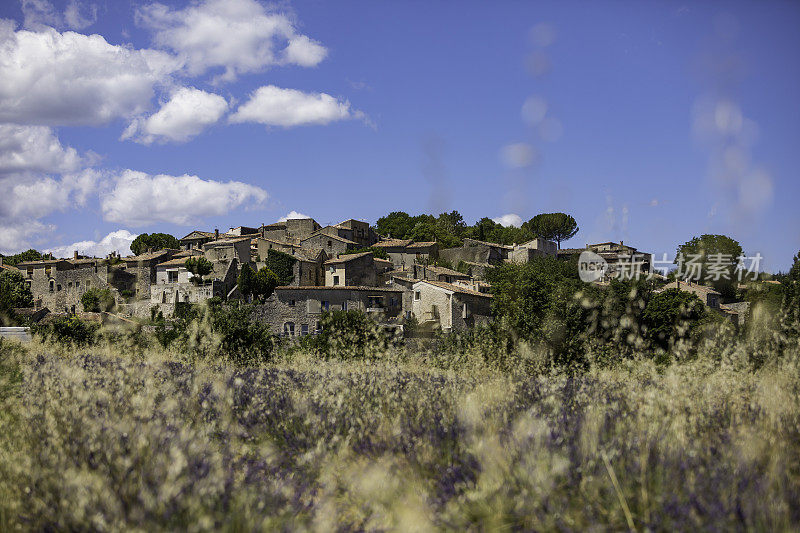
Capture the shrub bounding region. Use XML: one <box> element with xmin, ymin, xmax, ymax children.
<box><xmin>32</xmin><ymin>316</ymin><xmax>99</xmax><ymax>346</ymax></box>
<box><xmin>641</xmin><ymin>288</ymin><xmax>705</xmax><ymax>350</ymax></box>
<box><xmin>81</xmin><ymin>288</ymin><xmax>115</xmax><ymax>312</ymax></box>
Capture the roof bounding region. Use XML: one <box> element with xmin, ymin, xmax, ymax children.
<box><xmin>257</xmin><ymin>237</ymin><xmax>301</xmax><ymax>248</ymax></box>
<box><xmin>423</xmin><ymin>265</ymin><xmax>470</xmax><ymax>277</ymax></box>
<box><xmin>325</xmin><ymin>251</ymin><xmax>373</xmax><ymax>265</ymax></box>
<box><xmin>0</xmin><ymin>263</ymin><xmax>20</xmax><ymax>273</ymax></box>
<box><xmin>303</xmin><ymin>232</ymin><xmax>357</xmax><ymax>245</ymax></box>
<box><xmin>372</xmin><ymin>239</ymin><xmax>413</xmax><ymax>248</ymax></box>
<box><xmin>156</xmin><ymin>258</ymin><xmax>191</xmax><ymax>268</ymax></box>
<box><xmin>406</xmin><ymin>241</ymin><xmax>437</xmax><ymax>249</ymax></box>
<box><xmin>374</xmin><ymin>258</ymin><xmax>393</xmax><ymax>266</ymax></box>
<box><xmin>262</xmin><ymin>221</ymin><xmax>287</xmax><ymax>229</ymax></box>
<box><xmin>123</xmin><ymin>249</ymin><xmax>175</xmax><ymax>263</ymax></box>
<box><xmin>414</xmin><ymin>279</ymin><xmax>493</xmax><ymax>298</ymax></box>
<box><xmin>15</xmin><ymin>259</ymin><xmax>67</xmax><ymax>267</ymax></box>
<box><xmin>292</xmin><ymin>249</ymin><xmax>324</xmax><ymax>263</ymax></box>
<box><xmin>180</xmin><ymin>230</ymin><xmax>216</xmax><ymax>241</ymax></box>
<box><xmin>173</xmin><ymin>249</ymin><xmax>204</xmax><ymax>258</ymax></box>
<box><xmin>463</xmin><ymin>238</ymin><xmax>513</xmax><ymax>250</ymax></box>
<box><xmin>204</xmin><ymin>236</ymin><xmax>251</xmax><ymax>247</ymax></box>
<box><xmin>275</xmin><ymin>285</ymin><xmax>402</xmax><ymax>293</ymax></box>
<box><xmin>661</xmin><ymin>280</ymin><xmax>721</xmax><ymax>295</ymax></box>
<box><xmin>558</xmin><ymin>248</ymin><xmax>585</xmax><ymax>255</ymax></box>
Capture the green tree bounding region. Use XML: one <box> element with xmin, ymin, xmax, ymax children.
<box><xmin>238</xmin><ymin>263</ymin><xmax>257</xmax><ymax>300</ymax></box>
<box><xmin>300</xmin><ymin>310</ymin><xmax>392</xmax><ymax>360</ymax></box>
<box><xmin>80</xmin><ymin>288</ymin><xmax>115</xmax><ymax>313</ymax></box>
<box><xmin>1</xmin><ymin>249</ymin><xmax>51</xmax><ymax>266</ymax></box>
<box><xmin>781</xmin><ymin>250</ymin><xmax>800</xmax><ymax>336</ymax></box>
<box><xmin>375</xmin><ymin>211</ymin><xmax>418</xmax><ymax>239</ymax></box>
<box><xmin>524</xmin><ymin>213</ymin><xmax>579</xmax><ymax>249</ymax></box>
<box><xmin>676</xmin><ymin>234</ymin><xmax>743</xmax><ymax>299</ymax></box>
<box><xmin>185</xmin><ymin>257</ymin><xmax>213</xmax><ymax>285</ymax></box>
<box><xmin>0</xmin><ymin>270</ymin><xmax>34</xmax><ymax>324</ymax></box>
<box><xmin>130</xmin><ymin>233</ymin><xmax>179</xmax><ymax>256</ymax></box>
<box><xmin>254</xmin><ymin>267</ymin><xmax>279</xmax><ymax>301</ymax></box>
<box><xmin>264</xmin><ymin>249</ymin><xmax>297</xmax><ymax>285</ymax></box>
<box><xmin>641</xmin><ymin>289</ymin><xmax>706</xmax><ymax>349</ymax></box>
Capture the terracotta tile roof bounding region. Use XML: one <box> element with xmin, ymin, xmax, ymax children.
<box><xmin>156</xmin><ymin>258</ymin><xmax>191</xmax><ymax>268</ymax></box>
<box><xmin>325</xmin><ymin>251</ymin><xmax>373</xmax><ymax>265</ymax></box>
<box><xmin>180</xmin><ymin>230</ymin><xmax>216</xmax><ymax>240</ymax></box>
<box><xmin>414</xmin><ymin>279</ymin><xmax>493</xmax><ymax>298</ymax></box>
<box><xmin>372</xmin><ymin>239</ymin><xmax>412</xmax><ymax>248</ymax></box>
<box><xmin>0</xmin><ymin>263</ymin><xmax>20</xmax><ymax>273</ymax></box>
<box><xmin>374</xmin><ymin>258</ymin><xmax>393</xmax><ymax>266</ymax></box>
<box><xmin>257</xmin><ymin>237</ymin><xmax>301</xmax><ymax>248</ymax></box>
<box><xmin>123</xmin><ymin>249</ymin><xmax>175</xmax><ymax>262</ymax></box>
<box><xmin>303</xmin><ymin>232</ymin><xmax>357</xmax><ymax>245</ymax></box>
<box><xmin>425</xmin><ymin>265</ymin><xmax>470</xmax><ymax>277</ymax></box>
<box><xmin>406</xmin><ymin>241</ymin><xmax>437</xmax><ymax>249</ymax></box>
<box><xmin>204</xmin><ymin>236</ymin><xmax>251</xmax><ymax>247</ymax></box>
<box><xmin>275</xmin><ymin>285</ymin><xmax>403</xmax><ymax>293</ymax></box>
<box><xmin>15</xmin><ymin>259</ymin><xmax>66</xmax><ymax>267</ymax></box>
<box><xmin>173</xmin><ymin>249</ymin><xmax>204</xmax><ymax>258</ymax></box>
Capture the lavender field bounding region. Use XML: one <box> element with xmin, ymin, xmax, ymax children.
<box><xmin>1</xmin><ymin>328</ymin><xmax>799</xmax><ymax>531</ymax></box>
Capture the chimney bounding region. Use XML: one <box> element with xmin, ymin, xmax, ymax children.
<box><xmin>74</xmin><ymin>250</ymin><xmax>79</xmax><ymax>260</ymax></box>
<box><xmin>620</xmin><ymin>240</ymin><xmax>623</xmax><ymax>246</ymax></box>
<box><xmin>214</xmin><ymin>228</ymin><xmax>219</xmax><ymax>239</ymax></box>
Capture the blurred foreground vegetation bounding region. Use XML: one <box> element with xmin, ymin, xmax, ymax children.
<box><xmin>0</xmin><ymin>251</ymin><xmax>799</xmax><ymax>530</ymax></box>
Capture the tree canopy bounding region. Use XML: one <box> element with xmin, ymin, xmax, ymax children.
<box><xmin>0</xmin><ymin>269</ymin><xmax>33</xmax><ymax>324</ymax></box>
<box><xmin>130</xmin><ymin>233</ymin><xmax>179</xmax><ymax>256</ymax></box>
<box><xmin>185</xmin><ymin>257</ymin><xmax>213</xmax><ymax>285</ymax></box>
<box><xmin>675</xmin><ymin>234</ymin><xmax>743</xmax><ymax>299</ymax></box>
<box><xmin>523</xmin><ymin>213</ymin><xmax>579</xmax><ymax>249</ymax></box>
<box><xmin>0</xmin><ymin>249</ymin><xmax>52</xmax><ymax>266</ymax></box>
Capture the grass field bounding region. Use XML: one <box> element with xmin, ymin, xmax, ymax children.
<box><xmin>1</xmin><ymin>324</ymin><xmax>799</xmax><ymax>531</ymax></box>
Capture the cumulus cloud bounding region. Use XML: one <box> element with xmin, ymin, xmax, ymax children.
<box><xmin>0</xmin><ymin>169</ymin><xmax>101</xmax><ymax>221</ymax></box>
<box><xmin>101</xmin><ymin>170</ymin><xmax>268</xmax><ymax>226</ymax></box>
<box><xmin>0</xmin><ymin>22</ymin><xmax>179</xmax><ymax>126</ymax></box>
<box><xmin>230</xmin><ymin>85</ymin><xmax>354</xmax><ymax>127</ymax></box>
<box><xmin>492</xmin><ymin>213</ymin><xmax>523</xmax><ymax>227</ymax></box>
<box><xmin>22</xmin><ymin>0</ymin><xmax>97</xmax><ymax>31</ymax></box>
<box><xmin>46</xmin><ymin>229</ymin><xmax>138</xmax><ymax>258</ymax></box>
<box><xmin>0</xmin><ymin>124</ymin><xmax>89</xmax><ymax>176</ymax></box>
<box><xmin>0</xmin><ymin>220</ymin><xmax>53</xmax><ymax>254</ymax></box>
<box><xmin>277</xmin><ymin>210</ymin><xmax>310</xmax><ymax>222</ymax></box>
<box><xmin>137</xmin><ymin>0</ymin><xmax>327</xmax><ymax>81</ymax></box>
<box><xmin>122</xmin><ymin>87</ymin><xmax>228</xmax><ymax>144</ymax></box>
<box><xmin>500</xmin><ymin>143</ymin><xmax>536</xmax><ymax>169</ymax></box>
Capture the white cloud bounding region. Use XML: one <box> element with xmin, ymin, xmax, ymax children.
<box><xmin>22</xmin><ymin>0</ymin><xmax>97</xmax><ymax>31</ymax></box>
<box><xmin>0</xmin><ymin>124</ymin><xmax>88</xmax><ymax>176</ymax></box>
<box><xmin>0</xmin><ymin>220</ymin><xmax>53</xmax><ymax>254</ymax></box>
<box><xmin>0</xmin><ymin>169</ymin><xmax>101</xmax><ymax>221</ymax></box>
<box><xmin>492</xmin><ymin>213</ymin><xmax>523</xmax><ymax>227</ymax></box>
<box><xmin>101</xmin><ymin>169</ymin><xmax>268</xmax><ymax>226</ymax></box>
<box><xmin>46</xmin><ymin>229</ymin><xmax>138</xmax><ymax>259</ymax></box>
<box><xmin>0</xmin><ymin>22</ymin><xmax>179</xmax><ymax>126</ymax></box>
<box><xmin>500</xmin><ymin>143</ymin><xmax>536</xmax><ymax>169</ymax></box>
<box><xmin>277</xmin><ymin>210</ymin><xmax>310</xmax><ymax>222</ymax></box>
<box><xmin>122</xmin><ymin>87</ymin><xmax>228</xmax><ymax>144</ymax></box>
<box><xmin>230</xmin><ymin>85</ymin><xmax>353</xmax><ymax>127</ymax></box>
<box><xmin>137</xmin><ymin>0</ymin><xmax>327</xmax><ymax>80</ymax></box>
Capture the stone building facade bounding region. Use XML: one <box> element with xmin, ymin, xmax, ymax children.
<box><xmin>438</xmin><ymin>238</ymin><xmax>511</xmax><ymax>266</ymax></box>
<box><xmin>122</xmin><ymin>249</ymin><xmax>177</xmax><ymax>300</ymax></box>
<box><xmin>411</xmin><ymin>280</ymin><xmax>493</xmax><ymax>333</ymax></box>
<box><xmin>254</xmin><ymin>286</ymin><xmax>404</xmax><ymax>337</ymax></box>
<box><xmin>301</xmin><ymin>232</ymin><xmax>358</xmax><ymax>257</ymax></box>
<box><xmin>324</xmin><ymin>252</ymin><xmax>377</xmax><ymax>287</ymax></box>
<box><xmin>337</xmin><ymin>219</ymin><xmax>378</xmax><ymax>247</ymax></box>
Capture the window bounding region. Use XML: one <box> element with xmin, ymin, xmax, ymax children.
<box><xmin>301</xmin><ymin>324</ymin><xmax>309</xmax><ymax>335</ymax></box>
<box><xmin>414</xmin><ymin>291</ymin><xmax>421</xmax><ymax>300</ymax></box>
<box><xmin>367</xmin><ymin>296</ymin><xmax>383</xmax><ymax>308</ymax></box>
<box><xmin>86</xmin><ymin>280</ymin><xmax>91</xmax><ymax>290</ymax></box>
<box><xmin>168</xmin><ymin>270</ymin><xmax>178</xmax><ymax>283</ymax></box>
<box><xmin>49</xmin><ymin>280</ymin><xmax>54</xmax><ymax>292</ymax></box>
<box><xmin>283</xmin><ymin>322</ymin><xmax>295</xmax><ymax>336</ymax></box>
<box><xmin>342</xmin><ymin>301</ymin><xmax>348</xmax><ymax>311</ymax></box>
<box><xmin>289</xmin><ymin>299</ymin><xmax>296</xmax><ymax>307</ymax></box>
<box><xmin>57</xmin><ymin>284</ymin><xmax>62</xmax><ymax>291</ymax></box>
<box><xmin>462</xmin><ymin>302</ymin><xmax>469</xmax><ymax>319</ymax></box>
<box><xmin>75</xmin><ymin>281</ymin><xmax>80</xmax><ymax>290</ymax></box>
<box><xmin>68</xmin><ymin>282</ymin><xmax>73</xmax><ymax>289</ymax></box>
<box><xmin>321</xmin><ymin>300</ymin><xmax>330</xmax><ymax>311</ymax></box>
<box><xmin>327</xmin><ymin>240</ymin><xmax>333</xmax><ymax>247</ymax></box>
<box><xmin>333</xmin><ymin>275</ymin><xmax>340</xmax><ymax>286</ymax></box>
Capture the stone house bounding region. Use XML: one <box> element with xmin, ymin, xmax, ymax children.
<box><xmin>337</xmin><ymin>219</ymin><xmax>377</xmax><ymax>247</ymax></box>
<box><xmin>300</xmin><ymin>232</ymin><xmax>358</xmax><ymax>257</ymax></box>
<box><xmin>509</xmin><ymin>238</ymin><xmax>557</xmax><ymax>263</ymax></box>
<box><xmin>324</xmin><ymin>252</ymin><xmax>377</xmax><ymax>287</ymax></box>
<box><xmin>659</xmin><ymin>280</ymin><xmax>721</xmax><ymax>308</ymax></box>
<box><xmin>280</xmin><ymin>250</ymin><xmax>327</xmax><ymax>287</ymax></box>
<box><xmin>150</xmin><ymin>257</ymin><xmax>238</xmax><ymax>313</ymax></box>
<box><xmin>254</xmin><ymin>286</ymin><xmax>404</xmax><ymax>337</ymax></box>
<box><xmin>180</xmin><ymin>230</ymin><xmax>217</xmax><ymax>250</ymax></box>
<box><xmin>122</xmin><ymin>249</ymin><xmax>178</xmax><ymax>300</ymax></box>
<box><xmin>411</xmin><ymin>280</ymin><xmax>493</xmax><ymax>333</ymax></box>
<box><xmin>411</xmin><ymin>264</ymin><xmax>471</xmax><ymax>284</ymax></box>
<box><xmin>439</xmin><ymin>238</ymin><xmax>512</xmax><ymax>266</ymax></box>
<box><xmin>255</xmin><ymin>237</ymin><xmax>303</xmax><ymax>261</ymax></box>
<box><xmin>224</xmin><ymin>226</ymin><xmax>260</xmax><ymax>237</ymax></box>
<box><xmin>203</xmin><ymin>236</ymin><xmax>251</xmax><ymax>265</ymax></box>
<box><xmin>260</xmin><ymin>218</ymin><xmax>321</xmax><ymax>243</ymax></box>
<box><xmin>558</xmin><ymin>241</ymin><xmax>652</xmax><ymax>277</ymax></box>
<box><xmin>372</xmin><ymin>240</ymin><xmax>439</xmax><ymax>269</ymax></box>
<box><xmin>314</xmin><ymin>224</ymin><xmax>355</xmax><ymax>242</ymax></box>
<box><xmin>17</xmin><ymin>254</ymin><xmax>130</xmax><ymax>313</ymax></box>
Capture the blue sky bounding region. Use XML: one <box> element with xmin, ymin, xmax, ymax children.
<box><xmin>0</xmin><ymin>0</ymin><xmax>798</xmax><ymax>271</ymax></box>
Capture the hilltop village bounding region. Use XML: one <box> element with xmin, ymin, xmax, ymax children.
<box><xmin>3</xmin><ymin>215</ymin><xmax>751</xmax><ymax>335</ymax></box>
